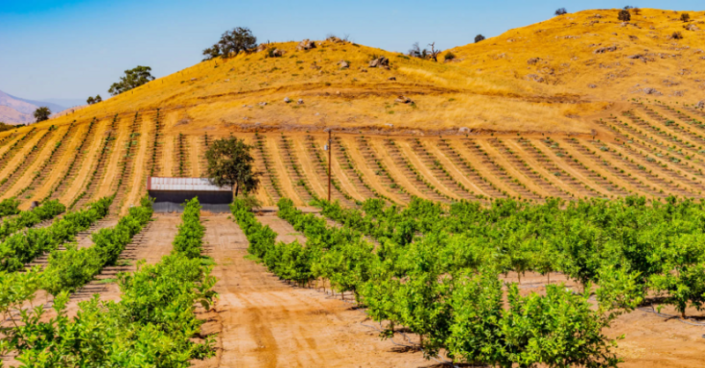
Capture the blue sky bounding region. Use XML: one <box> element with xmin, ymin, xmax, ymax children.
<box><xmin>1</xmin><ymin>0</ymin><xmax>701</xmax><ymax>103</ymax></box>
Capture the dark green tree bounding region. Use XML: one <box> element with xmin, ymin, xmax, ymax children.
<box><xmin>87</xmin><ymin>95</ymin><xmax>103</xmax><ymax>105</ymax></box>
<box><xmin>205</xmin><ymin>137</ymin><xmax>260</xmax><ymax>197</ymax></box>
<box><xmin>681</xmin><ymin>13</ymin><xmax>690</xmax><ymax>22</ymax></box>
<box><xmin>475</xmin><ymin>34</ymin><xmax>485</xmax><ymax>43</ymax></box>
<box><xmin>202</xmin><ymin>27</ymin><xmax>257</xmax><ymax>60</ymax></box>
<box><xmin>108</xmin><ymin>66</ymin><xmax>155</xmax><ymax>96</ymax></box>
<box><xmin>202</xmin><ymin>44</ymin><xmax>222</xmax><ymax>61</ymax></box>
<box><xmin>555</xmin><ymin>8</ymin><xmax>567</xmax><ymax>16</ymax></box>
<box><xmin>618</xmin><ymin>9</ymin><xmax>631</xmax><ymax>21</ymax></box>
<box><xmin>33</xmin><ymin>107</ymin><xmax>51</xmax><ymax>123</ymax></box>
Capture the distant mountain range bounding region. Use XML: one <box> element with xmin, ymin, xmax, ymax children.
<box><xmin>0</xmin><ymin>90</ymin><xmax>84</xmax><ymax>125</ymax></box>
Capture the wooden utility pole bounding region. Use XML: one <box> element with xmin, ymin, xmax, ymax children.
<box><xmin>328</xmin><ymin>130</ymin><xmax>332</xmax><ymax>202</ymax></box>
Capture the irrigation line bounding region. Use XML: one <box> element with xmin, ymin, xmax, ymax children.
<box><xmin>639</xmin><ymin>304</ymin><xmax>705</xmax><ymax>327</ymax></box>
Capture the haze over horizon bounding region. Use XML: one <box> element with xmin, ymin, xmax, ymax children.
<box><xmin>1</xmin><ymin>0</ymin><xmax>702</xmax><ymax>101</ymax></box>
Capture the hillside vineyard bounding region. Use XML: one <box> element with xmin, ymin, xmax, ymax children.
<box><xmin>1</xmin><ymin>100</ymin><xmax>705</xmax><ymax>211</ymax></box>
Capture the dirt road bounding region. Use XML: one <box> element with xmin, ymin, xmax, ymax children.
<box><xmin>197</xmin><ymin>214</ymin><xmax>433</xmax><ymax>368</ymax></box>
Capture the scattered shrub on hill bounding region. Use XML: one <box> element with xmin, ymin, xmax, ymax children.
<box><xmin>672</xmin><ymin>31</ymin><xmax>684</xmax><ymax>39</ymax></box>
<box><xmin>618</xmin><ymin>9</ymin><xmax>631</xmax><ymax>21</ymax></box>
<box><xmin>444</xmin><ymin>51</ymin><xmax>456</xmax><ymax>61</ymax></box>
<box><xmin>555</xmin><ymin>8</ymin><xmax>567</xmax><ymax>16</ymax></box>
<box><xmin>108</xmin><ymin>66</ymin><xmax>155</xmax><ymax>96</ymax></box>
<box><xmin>475</xmin><ymin>34</ymin><xmax>485</xmax><ymax>43</ymax></box>
<box><xmin>33</xmin><ymin>107</ymin><xmax>51</xmax><ymax>123</ymax></box>
<box><xmin>633</xmin><ymin>7</ymin><xmax>641</xmax><ymax>15</ymax></box>
<box><xmin>202</xmin><ymin>27</ymin><xmax>257</xmax><ymax>61</ymax></box>
<box><xmin>681</xmin><ymin>13</ymin><xmax>690</xmax><ymax>22</ymax></box>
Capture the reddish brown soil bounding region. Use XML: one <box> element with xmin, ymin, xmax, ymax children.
<box><xmin>195</xmin><ymin>214</ymin><xmax>435</xmax><ymax>368</ymax></box>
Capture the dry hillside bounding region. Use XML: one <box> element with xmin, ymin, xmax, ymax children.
<box><xmin>449</xmin><ymin>8</ymin><xmax>705</xmax><ymax>103</ymax></box>
<box><xmin>0</xmin><ymin>8</ymin><xmax>703</xmax><ymax>215</ymax></box>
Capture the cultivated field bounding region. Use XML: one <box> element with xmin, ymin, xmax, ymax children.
<box><xmin>2</xmin><ymin>7</ymin><xmax>705</xmax><ymax>367</ymax></box>
<box><xmin>1</xmin><ymin>99</ymin><xmax>705</xmax><ymax>212</ymax></box>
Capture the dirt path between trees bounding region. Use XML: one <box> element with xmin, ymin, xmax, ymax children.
<box><xmin>196</xmin><ymin>214</ymin><xmax>433</xmax><ymax>368</ymax></box>
<box><xmin>257</xmin><ymin>213</ymin><xmax>306</xmax><ymax>245</ymax></box>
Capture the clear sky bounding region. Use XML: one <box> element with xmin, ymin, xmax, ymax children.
<box><xmin>0</xmin><ymin>0</ymin><xmax>701</xmax><ymax>102</ymax></box>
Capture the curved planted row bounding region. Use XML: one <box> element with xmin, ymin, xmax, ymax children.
<box><xmin>253</xmin><ymin>132</ymin><xmax>283</xmax><ymax>204</ymax></box>
<box><xmin>436</xmin><ymin>138</ymin><xmax>507</xmax><ymax>199</ymax></box>
<box><xmin>0</xmin><ymin>197</ymin><xmax>112</xmax><ymax>272</ymax></box>
<box><xmin>408</xmin><ymin>138</ymin><xmax>479</xmax><ymax>202</ymax></box>
<box><xmin>46</xmin><ymin>117</ymin><xmax>99</xmax><ymax>202</ymax></box>
<box><xmin>16</xmin><ymin>121</ymin><xmax>79</xmax><ymax>199</ymax></box>
<box><xmin>0</xmin><ymin>199</ymin><xmax>66</xmax><ymax>244</ymax></box>
<box><xmin>332</xmin><ymin>136</ymin><xmax>390</xmax><ymax>203</ymax></box>
<box><xmin>0</xmin><ymin>128</ymin><xmax>37</xmax><ymax>171</ymax></box>
<box><xmin>279</xmin><ymin>134</ymin><xmax>317</xmax><ymax>203</ymax></box>
<box><xmin>70</xmin><ymin>128</ymin><xmax>115</xmax><ymax>209</ymax></box>
<box><xmin>41</xmin><ymin>195</ymin><xmax>152</xmax><ymax>294</ymax></box>
<box><xmin>176</xmin><ymin>132</ymin><xmax>189</xmax><ymax>177</ymax></box>
<box><xmin>149</xmin><ymin>108</ymin><xmax>162</xmax><ymax>176</ymax></box>
<box><xmin>0</xmin><ymin>197</ymin><xmax>217</xmax><ymax>365</ymax></box>
<box><xmin>356</xmin><ymin>136</ymin><xmax>412</xmax><ymax>203</ymax></box>
<box><xmin>537</xmin><ymin>137</ymin><xmax>629</xmax><ymax>197</ymax></box>
<box><xmin>0</xmin><ymin>126</ymin><xmax>56</xmax><ymax>196</ymax></box>
<box><xmin>304</xmin><ymin>135</ymin><xmax>357</xmax><ymax>206</ymax></box>
<box><xmin>110</xmin><ymin>112</ymin><xmax>142</xmax><ymax>213</ymax></box>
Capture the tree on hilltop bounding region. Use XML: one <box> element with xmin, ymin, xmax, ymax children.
<box><xmin>33</xmin><ymin>107</ymin><xmax>51</xmax><ymax>123</ymax></box>
<box><xmin>555</xmin><ymin>8</ymin><xmax>567</xmax><ymax>16</ymax></box>
<box><xmin>428</xmin><ymin>42</ymin><xmax>441</xmax><ymax>62</ymax></box>
<box><xmin>203</xmin><ymin>27</ymin><xmax>257</xmax><ymax>61</ymax></box>
<box><xmin>409</xmin><ymin>42</ymin><xmax>429</xmax><ymax>59</ymax></box>
<box><xmin>205</xmin><ymin>137</ymin><xmax>261</xmax><ymax>197</ymax></box>
<box><xmin>108</xmin><ymin>66</ymin><xmax>155</xmax><ymax>96</ymax></box>
<box><xmin>475</xmin><ymin>34</ymin><xmax>485</xmax><ymax>43</ymax></box>
<box><xmin>86</xmin><ymin>95</ymin><xmax>102</xmax><ymax>105</ymax></box>
<box><xmin>681</xmin><ymin>13</ymin><xmax>690</xmax><ymax>22</ymax></box>
<box><xmin>618</xmin><ymin>9</ymin><xmax>631</xmax><ymax>21</ymax></box>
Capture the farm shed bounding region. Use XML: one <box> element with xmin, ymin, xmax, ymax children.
<box><xmin>147</xmin><ymin>177</ymin><xmax>233</xmax><ymax>213</ymax></box>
